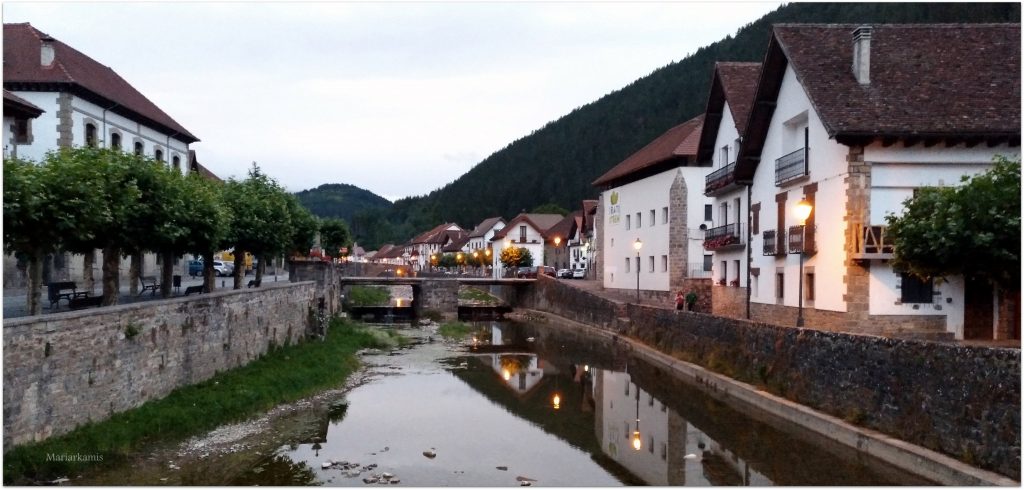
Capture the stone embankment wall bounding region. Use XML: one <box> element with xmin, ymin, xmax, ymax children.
<box><xmin>517</xmin><ymin>275</ymin><xmax>1021</xmax><ymax>480</ymax></box>
<box><xmin>3</xmin><ymin>283</ymin><xmax>316</xmax><ymax>448</ymax></box>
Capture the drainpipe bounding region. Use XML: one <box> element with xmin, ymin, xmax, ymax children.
<box><xmin>746</xmin><ymin>184</ymin><xmax>752</xmax><ymax>320</ymax></box>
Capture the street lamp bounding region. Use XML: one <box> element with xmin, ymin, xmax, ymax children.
<box><xmin>633</xmin><ymin>238</ymin><xmax>643</xmax><ymax>302</ymax></box>
<box><xmin>430</xmin><ymin>254</ymin><xmax>437</xmax><ymax>273</ymax></box>
<box><xmin>793</xmin><ymin>198</ymin><xmax>813</xmax><ymax>328</ymax></box>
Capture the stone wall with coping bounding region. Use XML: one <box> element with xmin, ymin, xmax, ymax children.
<box><xmin>3</xmin><ymin>282</ymin><xmax>317</xmax><ymax>448</ymax></box>
<box><xmin>516</xmin><ymin>275</ymin><xmax>1021</xmax><ymax>479</ymax></box>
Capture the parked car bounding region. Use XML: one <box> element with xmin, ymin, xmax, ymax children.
<box><xmin>516</xmin><ymin>266</ymin><xmax>537</xmax><ymax>278</ymax></box>
<box><xmin>557</xmin><ymin>268</ymin><xmax>572</xmax><ymax>278</ymax></box>
<box><xmin>212</xmin><ymin>260</ymin><xmax>234</xmax><ymax>277</ymax></box>
<box><xmin>187</xmin><ymin>260</ymin><xmax>203</xmax><ymax>277</ymax></box>
<box><xmin>572</xmin><ymin>268</ymin><xmax>586</xmax><ymax>279</ymax></box>
<box><xmin>537</xmin><ymin>266</ymin><xmax>556</xmax><ymax>277</ymax></box>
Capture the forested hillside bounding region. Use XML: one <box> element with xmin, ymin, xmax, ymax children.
<box><xmin>304</xmin><ymin>2</ymin><xmax>1019</xmax><ymax>249</ymax></box>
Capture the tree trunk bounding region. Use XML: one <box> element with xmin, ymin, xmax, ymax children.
<box><xmin>233</xmin><ymin>252</ymin><xmax>244</xmax><ymax>290</ymax></box>
<box><xmin>83</xmin><ymin>250</ymin><xmax>95</xmax><ymax>295</ymax></box>
<box><xmin>129</xmin><ymin>251</ymin><xmax>143</xmax><ymax>296</ymax></box>
<box><xmin>255</xmin><ymin>254</ymin><xmax>265</xmax><ymax>284</ymax></box>
<box><xmin>203</xmin><ymin>251</ymin><xmax>216</xmax><ymax>293</ymax></box>
<box><xmin>160</xmin><ymin>251</ymin><xmax>174</xmax><ymax>298</ymax></box>
<box><xmin>27</xmin><ymin>250</ymin><xmax>43</xmax><ymax>316</ymax></box>
<box><xmin>102</xmin><ymin>246</ymin><xmax>121</xmax><ymax>306</ymax></box>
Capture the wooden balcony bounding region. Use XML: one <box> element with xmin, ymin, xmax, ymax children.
<box><xmin>704</xmin><ymin>162</ymin><xmax>741</xmax><ymax>196</ymax></box>
<box><xmin>775</xmin><ymin>147</ymin><xmax>808</xmax><ymax>186</ymax></box>
<box><xmin>852</xmin><ymin>224</ymin><xmax>894</xmax><ymax>261</ymax></box>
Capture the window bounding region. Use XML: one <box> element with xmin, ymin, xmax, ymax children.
<box><xmin>648</xmin><ymin>394</ymin><xmax>654</xmax><ymax>406</ymax></box>
<box><xmin>720</xmin><ymin>202</ymin><xmax>729</xmax><ymax>225</ymax></box>
<box><xmin>624</xmin><ymin>422</ymin><xmax>630</xmax><ymax>440</ymax></box>
<box><xmin>900</xmin><ymin>273</ymin><xmax>934</xmax><ymax>303</ymax></box>
<box><xmin>703</xmin><ymin>255</ymin><xmax>712</xmax><ymax>272</ymax></box>
<box><xmin>734</xmin><ymin>197</ymin><xmax>741</xmax><ymax>225</ymax></box>
<box><xmin>704</xmin><ymin>204</ymin><xmax>713</xmax><ymax>222</ymax></box>
<box><xmin>649</xmin><ymin>209</ymin><xmax>655</xmax><ymax>225</ymax></box>
<box><xmin>172</xmin><ymin>154</ymin><xmax>181</xmax><ymax>171</ymax></box>
<box><xmin>661</xmin><ymin>255</ymin><xmax>668</xmax><ymax>272</ymax></box>
<box><xmin>720</xmin><ymin>261</ymin><xmax>728</xmax><ymax>282</ymax></box>
<box><xmin>134</xmin><ymin>141</ymin><xmax>143</xmax><ymax>155</ymax></box>
<box><xmin>752</xmin><ymin>275</ymin><xmax>758</xmax><ymax>297</ymax></box>
<box><xmin>806</xmin><ymin>272</ymin><xmax>815</xmax><ymax>301</ymax></box>
<box><xmin>625</xmin><ymin>381</ymin><xmax>630</xmax><ymax>396</ymax></box>
<box><xmin>661</xmin><ymin>207</ymin><xmax>668</xmax><ymax>224</ymax></box>
<box><xmin>648</xmin><ymin>256</ymin><xmax>654</xmax><ymax>273</ymax></box>
<box><xmin>154</xmin><ymin>148</ymin><xmax>164</xmax><ymax>161</ymax></box>
<box><xmin>648</xmin><ymin>436</ymin><xmax>654</xmax><ymax>453</ymax></box>
<box><xmin>519</xmin><ymin>226</ymin><xmax>527</xmax><ymax>242</ymax></box>
<box><xmin>661</xmin><ymin>442</ymin><xmax>668</xmax><ymax>461</ymax></box>
<box><xmin>110</xmin><ymin>132</ymin><xmax>121</xmax><ymax>150</ymax></box>
<box><xmin>776</xmin><ymin>272</ymin><xmax>785</xmax><ymax>299</ymax></box>
<box><xmin>636</xmin><ymin>212</ymin><xmax>641</xmax><ymax>228</ymax></box>
<box><xmin>13</xmin><ymin>118</ymin><xmax>30</xmax><ymax>143</ymax></box>
<box><xmin>85</xmin><ymin>123</ymin><xmax>97</xmax><ymax>147</ymax></box>
<box><xmin>733</xmin><ymin>260</ymin><xmax>740</xmax><ymax>282</ymax></box>
<box><xmin>625</xmin><ymin>258</ymin><xmax>630</xmax><ymax>273</ymax></box>
<box><xmin>720</xmin><ymin>145</ymin><xmax>730</xmax><ymax>166</ymax></box>
<box><xmin>625</xmin><ymin>215</ymin><xmax>631</xmax><ymax>230</ymax></box>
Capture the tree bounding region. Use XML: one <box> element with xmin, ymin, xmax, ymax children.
<box><xmin>885</xmin><ymin>156</ymin><xmax>1020</xmax><ymax>289</ymax></box>
<box><xmin>3</xmin><ymin>157</ymin><xmax>63</xmax><ymax>314</ymax></box>
<box><xmin>223</xmin><ymin>164</ymin><xmax>293</xmax><ymax>289</ymax></box>
<box><xmin>518</xmin><ymin>247</ymin><xmax>534</xmax><ymax>267</ymax></box>
<box><xmin>178</xmin><ymin>174</ymin><xmax>230</xmax><ymax>293</ymax></box>
<box><xmin>531</xmin><ymin>203</ymin><xmax>569</xmax><ymax>216</ymax></box>
<box><xmin>319</xmin><ymin>218</ymin><xmax>351</xmax><ymax>260</ymax></box>
<box><xmin>499</xmin><ymin>247</ymin><xmax>534</xmax><ymax>274</ymax></box>
<box><xmin>284</xmin><ymin>194</ymin><xmax>319</xmax><ymax>268</ymax></box>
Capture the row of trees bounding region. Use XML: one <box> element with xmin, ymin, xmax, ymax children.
<box><xmin>4</xmin><ymin>147</ymin><xmax>332</xmax><ymax>315</ymax></box>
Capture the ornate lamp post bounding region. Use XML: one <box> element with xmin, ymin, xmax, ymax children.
<box><xmin>633</xmin><ymin>238</ymin><xmax>643</xmax><ymax>302</ymax></box>
<box><xmin>793</xmin><ymin>198</ymin><xmax>813</xmax><ymax>327</ymax></box>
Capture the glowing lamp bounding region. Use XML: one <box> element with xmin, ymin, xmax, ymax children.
<box><xmin>633</xmin><ymin>238</ymin><xmax>643</xmax><ymax>251</ymax></box>
<box><xmin>552</xmin><ymin>393</ymin><xmax>561</xmax><ymax>410</ymax></box>
<box><xmin>794</xmin><ymin>198</ymin><xmax>813</xmax><ymax>224</ymax></box>
<box><xmin>632</xmin><ymin>431</ymin><xmax>642</xmax><ymax>451</ymax></box>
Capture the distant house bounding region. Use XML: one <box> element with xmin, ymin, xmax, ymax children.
<box><xmin>544</xmin><ymin>212</ymin><xmax>581</xmax><ymax>271</ymax></box>
<box><xmin>592</xmin><ymin>115</ymin><xmax>712</xmax><ymax>299</ymax></box>
<box><xmin>577</xmin><ymin>199</ymin><xmax>598</xmax><ymax>276</ymax></box>
<box><xmin>696</xmin><ymin>62</ymin><xmax>762</xmax><ymax>314</ymax></box>
<box><xmin>466</xmin><ymin>217</ymin><xmax>505</xmax><ymax>253</ymax></box>
<box><xmin>736</xmin><ymin>24</ymin><xmax>1020</xmax><ymax>339</ymax></box>
<box><xmin>408</xmin><ymin>223</ymin><xmax>464</xmax><ymax>270</ymax></box>
<box><xmin>490</xmin><ymin>213</ymin><xmax>564</xmax><ymax>277</ymax></box>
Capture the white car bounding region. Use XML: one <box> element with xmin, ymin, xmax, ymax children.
<box><xmin>212</xmin><ymin>260</ymin><xmax>234</xmax><ymax>276</ymax></box>
<box><xmin>572</xmin><ymin>269</ymin><xmax>586</xmax><ymax>279</ymax></box>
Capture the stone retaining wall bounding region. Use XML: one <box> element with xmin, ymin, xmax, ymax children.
<box><xmin>517</xmin><ymin>275</ymin><xmax>1021</xmax><ymax>479</ymax></box>
<box><xmin>3</xmin><ymin>282</ymin><xmax>317</xmax><ymax>448</ymax></box>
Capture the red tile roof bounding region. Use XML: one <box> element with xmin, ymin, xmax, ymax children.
<box><xmin>3</xmin><ymin>23</ymin><xmax>199</xmax><ymax>143</ymax></box>
<box><xmin>738</xmin><ymin>23</ymin><xmax>1020</xmax><ymax>180</ymax></box>
<box><xmin>546</xmin><ymin>212</ymin><xmax>581</xmax><ymax>243</ymax></box>
<box><xmin>3</xmin><ymin>89</ymin><xmax>44</xmax><ymax>117</ymax></box>
<box><xmin>411</xmin><ymin>223</ymin><xmax>462</xmax><ymax>245</ymax></box>
<box><xmin>592</xmin><ymin>115</ymin><xmax>704</xmax><ymax>187</ymax></box>
<box><xmin>696</xmin><ymin>62</ymin><xmax>761</xmax><ymax>165</ymax></box>
<box><xmin>467</xmin><ymin>217</ymin><xmax>505</xmax><ymax>238</ymax></box>
<box><xmin>777</xmin><ymin>23</ymin><xmax>1019</xmax><ymax>138</ymax></box>
<box><xmin>491</xmin><ymin>213</ymin><xmax>565</xmax><ymax>241</ymax></box>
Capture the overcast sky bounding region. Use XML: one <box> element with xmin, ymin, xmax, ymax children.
<box><xmin>4</xmin><ymin>1</ymin><xmax>780</xmax><ymax>201</ymax></box>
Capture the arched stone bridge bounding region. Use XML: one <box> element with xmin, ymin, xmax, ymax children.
<box><xmin>289</xmin><ymin>261</ymin><xmax>534</xmax><ymax>319</ymax></box>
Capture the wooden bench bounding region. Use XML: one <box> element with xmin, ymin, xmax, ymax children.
<box><xmin>139</xmin><ymin>276</ymin><xmax>160</xmax><ymax>296</ymax></box>
<box><xmin>69</xmin><ymin>295</ymin><xmax>103</xmax><ymax>310</ymax></box>
<box><xmin>47</xmin><ymin>281</ymin><xmax>87</xmax><ymax>309</ymax></box>
<box><xmin>184</xmin><ymin>285</ymin><xmax>205</xmax><ymax>296</ymax></box>
<box><xmin>247</xmin><ymin>279</ymin><xmax>261</xmax><ymax>288</ymax></box>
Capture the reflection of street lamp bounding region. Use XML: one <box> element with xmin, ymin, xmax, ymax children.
<box><xmin>552</xmin><ymin>393</ymin><xmax>561</xmax><ymax>410</ymax></box>
<box><xmin>457</xmin><ymin>252</ymin><xmax>464</xmax><ymax>273</ymax></box>
<box><xmin>633</xmin><ymin>238</ymin><xmax>643</xmax><ymax>302</ymax></box>
<box><xmin>632</xmin><ymin>384</ymin><xmax>642</xmax><ymax>451</ymax></box>
<box><xmin>793</xmin><ymin>198</ymin><xmax>813</xmax><ymax>328</ymax></box>
<box><xmin>473</xmin><ymin>251</ymin><xmax>480</xmax><ymax>276</ymax></box>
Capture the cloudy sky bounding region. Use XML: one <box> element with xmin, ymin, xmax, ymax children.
<box><xmin>4</xmin><ymin>1</ymin><xmax>780</xmax><ymax>201</ymax></box>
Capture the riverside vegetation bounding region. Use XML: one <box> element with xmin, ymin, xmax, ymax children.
<box><xmin>2</xmin><ymin>318</ymin><xmax>404</xmax><ymax>485</ymax></box>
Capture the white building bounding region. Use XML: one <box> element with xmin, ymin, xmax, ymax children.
<box><xmin>466</xmin><ymin>217</ymin><xmax>505</xmax><ymax>252</ymax></box>
<box><xmin>490</xmin><ymin>213</ymin><xmax>563</xmax><ymax>277</ymax></box>
<box><xmin>592</xmin><ymin>115</ymin><xmax>713</xmax><ymax>299</ymax></box>
<box><xmin>734</xmin><ymin>24</ymin><xmax>1020</xmax><ymax>340</ymax></box>
<box><xmin>3</xmin><ymin>89</ymin><xmax>45</xmax><ymax>159</ymax></box>
<box><xmin>697</xmin><ymin>62</ymin><xmax>762</xmax><ymax>316</ymax></box>
<box><xmin>3</xmin><ymin>23</ymin><xmax>202</xmax><ymax>289</ymax></box>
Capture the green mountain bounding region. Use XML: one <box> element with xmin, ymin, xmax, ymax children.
<box><xmin>294</xmin><ymin>183</ymin><xmax>394</xmax><ymax>247</ymax></box>
<box><xmin>304</xmin><ymin>3</ymin><xmax>1018</xmax><ymax>248</ymax></box>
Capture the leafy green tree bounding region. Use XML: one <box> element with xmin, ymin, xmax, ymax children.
<box><xmin>886</xmin><ymin>156</ymin><xmax>1020</xmax><ymax>289</ymax></box>
<box><xmin>223</xmin><ymin>164</ymin><xmax>294</xmax><ymax>289</ymax></box>
<box><xmin>518</xmin><ymin>247</ymin><xmax>534</xmax><ymax>268</ymax></box>
<box><xmin>437</xmin><ymin>253</ymin><xmax>458</xmax><ymax>269</ymax></box>
<box><xmin>178</xmin><ymin>174</ymin><xmax>230</xmax><ymax>293</ymax></box>
<box><xmin>284</xmin><ymin>194</ymin><xmax>320</xmax><ymax>271</ymax></box>
<box><xmin>319</xmin><ymin>218</ymin><xmax>351</xmax><ymax>260</ymax></box>
<box><xmin>3</xmin><ymin>157</ymin><xmax>64</xmax><ymax>314</ymax></box>
<box><xmin>499</xmin><ymin>246</ymin><xmax>534</xmax><ymax>273</ymax></box>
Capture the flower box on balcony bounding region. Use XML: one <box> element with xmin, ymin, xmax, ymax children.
<box><xmin>703</xmin><ymin>235</ymin><xmax>739</xmax><ymax>251</ymax></box>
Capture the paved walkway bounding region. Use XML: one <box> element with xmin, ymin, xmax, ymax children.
<box><xmin>552</xmin><ymin>277</ymin><xmax>1020</xmax><ymax>349</ymax></box>
<box><xmin>3</xmin><ymin>272</ymin><xmax>290</xmax><ymax>320</ymax></box>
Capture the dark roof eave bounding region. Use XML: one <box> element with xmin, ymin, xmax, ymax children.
<box><xmin>593</xmin><ymin>156</ymin><xmax>698</xmax><ymax>189</ymax></box>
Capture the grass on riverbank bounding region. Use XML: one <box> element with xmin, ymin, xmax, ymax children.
<box><xmin>3</xmin><ymin>318</ymin><xmax>401</xmax><ymax>485</ymax></box>
<box><xmin>346</xmin><ymin>285</ymin><xmax>391</xmax><ymax>306</ymax></box>
<box><xmin>458</xmin><ymin>286</ymin><xmax>500</xmax><ymax>304</ymax></box>
<box><xmin>437</xmin><ymin>321</ymin><xmax>474</xmax><ymax>339</ymax></box>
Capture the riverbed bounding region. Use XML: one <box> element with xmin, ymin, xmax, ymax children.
<box><xmin>72</xmin><ymin>320</ymin><xmax>931</xmax><ymax>486</ymax></box>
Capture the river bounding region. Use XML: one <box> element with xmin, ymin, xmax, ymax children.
<box><xmin>73</xmin><ymin>320</ymin><xmax>931</xmax><ymax>486</ymax></box>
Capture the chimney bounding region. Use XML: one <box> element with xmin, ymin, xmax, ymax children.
<box><xmin>40</xmin><ymin>35</ymin><xmax>55</xmax><ymax>67</ymax></box>
<box><xmin>852</xmin><ymin>25</ymin><xmax>872</xmax><ymax>85</ymax></box>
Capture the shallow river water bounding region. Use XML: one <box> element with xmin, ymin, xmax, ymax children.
<box><xmin>75</xmin><ymin>320</ymin><xmax>932</xmax><ymax>486</ymax></box>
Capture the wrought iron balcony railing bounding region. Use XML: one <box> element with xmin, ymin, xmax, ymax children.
<box><xmin>763</xmin><ymin>229</ymin><xmax>779</xmax><ymax>256</ymax></box>
<box><xmin>703</xmin><ymin>222</ymin><xmax>744</xmax><ymax>251</ymax></box>
<box><xmin>775</xmin><ymin>147</ymin><xmax>808</xmax><ymax>186</ymax></box>
<box><xmin>704</xmin><ymin>162</ymin><xmax>737</xmax><ymax>195</ymax></box>
<box><xmin>788</xmin><ymin>225</ymin><xmax>816</xmax><ymax>255</ymax></box>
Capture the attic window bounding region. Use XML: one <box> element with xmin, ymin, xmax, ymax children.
<box><xmin>85</xmin><ymin>123</ymin><xmax>97</xmax><ymax>147</ymax></box>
